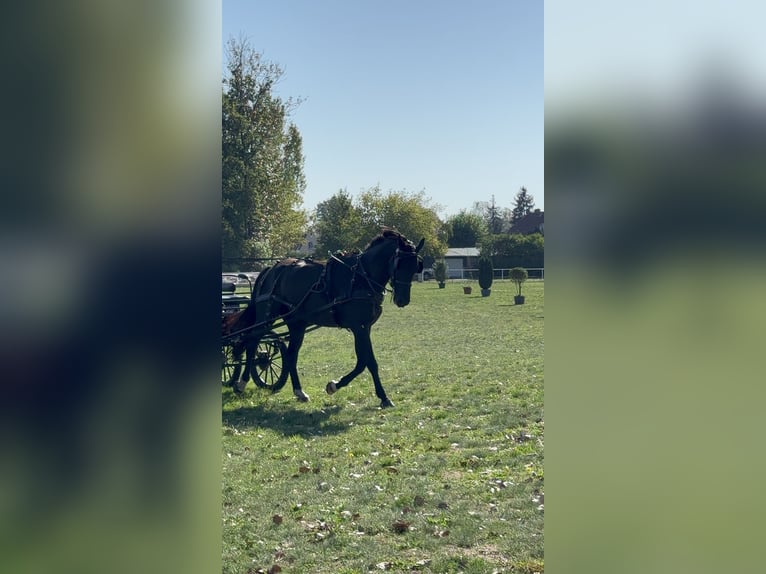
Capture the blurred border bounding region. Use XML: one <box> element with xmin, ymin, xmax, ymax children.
<box><xmin>0</xmin><ymin>2</ymin><xmax>221</xmax><ymax>573</ymax></box>
<box><xmin>546</xmin><ymin>1</ymin><xmax>766</xmax><ymax>573</ymax></box>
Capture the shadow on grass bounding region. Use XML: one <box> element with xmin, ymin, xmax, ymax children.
<box><xmin>223</xmin><ymin>400</ymin><xmax>348</xmax><ymax>437</ymax></box>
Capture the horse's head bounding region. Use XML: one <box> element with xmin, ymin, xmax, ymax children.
<box><xmin>389</xmin><ymin>236</ymin><xmax>424</xmax><ymax>307</ymax></box>
<box><xmin>362</xmin><ymin>229</ymin><xmax>425</xmax><ymax>307</ymax></box>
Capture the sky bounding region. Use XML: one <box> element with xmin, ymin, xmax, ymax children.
<box><xmin>222</xmin><ymin>0</ymin><xmax>543</xmax><ymax>218</ymax></box>
<box><xmin>544</xmin><ymin>0</ymin><xmax>766</xmax><ymax>109</ymax></box>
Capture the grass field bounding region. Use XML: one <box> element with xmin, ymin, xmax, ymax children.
<box><xmin>222</xmin><ymin>279</ymin><xmax>544</xmax><ymax>573</ymax></box>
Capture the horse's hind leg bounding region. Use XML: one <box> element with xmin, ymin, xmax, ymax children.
<box><xmin>232</xmin><ymin>342</ymin><xmax>255</xmax><ymax>393</ymax></box>
<box><xmin>233</xmin><ymin>331</ymin><xmax>262</xmax><ymax>393</ymax></box>
<box><xmin>285</xmin><ymin>324</ymin><xmax>309</xmax><ymax>402</ymax></box>
<box><xmin>227</xmin><ymin>343</ymin><xmax>244</xmax><ymax>390</ymax></box>
<box><xmin>326</xmin><ymin>327</ymin><xmax>393</xmax><ymax>408</ymax></box>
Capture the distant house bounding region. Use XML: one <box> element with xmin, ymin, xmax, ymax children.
<box><xmin>444</xmin><ymin>247</ymin><xmax>480</xmax><ymax>279</ymax></box>
<box><xmin>508</xmin><ymin>209</ymin><xmax>544</xmax><ymax>236</ymax></box>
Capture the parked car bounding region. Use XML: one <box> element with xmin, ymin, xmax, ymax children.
<box><xmin>413</xmin><ymin>267</ymin><xmax>433</xmax><ymax>281</ymax></box>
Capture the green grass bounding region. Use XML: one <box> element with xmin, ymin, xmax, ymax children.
<box><xmin>222</xmin><ymin>280</ymin><xmax>544</xmax><ymax>573</ymax></box>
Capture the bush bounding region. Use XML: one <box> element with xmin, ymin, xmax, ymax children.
<box><xmin>434</xmin><ymin>260</ymin><xmax>448</xmax><ymax>283</ymax></box>
<box><xmin>509</xmin><ymin>267</ymin><xmax>528</xmax><ymax>296</ymax></box>
<box><xmin>479</xmin><ymin>233</ymin><xmax>543</xmax><ymax>268</ymax></box>
<box><xmin>478</xmin><ymin>256</ymin><xmax>493</xmax><ymax>290</ymax></box>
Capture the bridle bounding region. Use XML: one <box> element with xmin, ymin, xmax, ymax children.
<box><xmin>388</xmin><ymin>245</ymin><xmax>422</xmax><ymax>293</ymax></box>
<box><xmin>329</xmin><ymin>235</ymin><xmax>423</xmax><ymax>298</ymax></box>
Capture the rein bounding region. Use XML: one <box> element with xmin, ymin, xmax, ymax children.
<box><xmin>329</xmin><ymin>251</ymin><xmax>390</xmax><ymax>296</ymax></box>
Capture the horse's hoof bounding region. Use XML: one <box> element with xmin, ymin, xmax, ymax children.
<box><xmin>380</xmin><ymin>398</ymin><xmax>394</xmax><ymax>408</ymax></box>
<box><xmin>295</xmin><ymin>391</ymin><xmax>310</xmax><ymax>402</ymax></box>
<box><xmin>326</xmin><ymin>381</ymin><xmax>338</xmax><ymax>395</ymax></box>
<box><xmin>234</xmin><ymin>379</ymin><xmax>247</xmax><ymax>393</ymax></box>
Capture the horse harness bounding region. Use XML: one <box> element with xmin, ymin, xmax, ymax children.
<box><xmin>318</xmin><ymin>252</ymin><xmax>386</xmax><ymax>325</ymax></box>
<box><xmin>238</xmin><ymin>236</ymin><xmax>420</xmax><ymax>334</ymax></box>
<box><xmin>240</xmin><ymin>254</ymin><xmax>383</xmax><ymax>332</ymax></box>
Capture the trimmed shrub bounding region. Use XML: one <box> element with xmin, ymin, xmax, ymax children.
<box><xmin>478</xmin><ymin>256</ymin><xmax>493</xmax><ymax>290</ymax></box>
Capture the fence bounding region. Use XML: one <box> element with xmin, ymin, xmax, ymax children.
<box><xmin>421</xmin><ymin>268</ymin><xmax>544</xmax><ymax>281</ymax></box>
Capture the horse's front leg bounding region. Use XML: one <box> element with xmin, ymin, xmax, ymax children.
<box><xmin>285</xmin><ymin>324</ymin><xmax>310</xmax><ymax>402</ymax></box>
<box><xmin>326</xmin><ymin>326</ymin><xmax>393</xmax><ymax>408</ymax></box>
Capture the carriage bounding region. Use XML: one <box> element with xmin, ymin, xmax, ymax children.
<box><xmin>221</xmin><ymin>273</ymin><xmax>291</xmax><ymax>391</ymax></box>
<box><xmin>221</xmin><ymin>229</ymin><xmax>424</xmax><ymax>408</ymax></box>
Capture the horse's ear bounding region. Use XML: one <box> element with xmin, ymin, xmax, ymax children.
<box><xmin>415</xmin><ymin>238</ymin><xmax>425</xmax><ymax>253</ymax></box>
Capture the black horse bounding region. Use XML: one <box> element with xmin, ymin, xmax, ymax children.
<box><xmin>226</xmin><ymin>229</ymin><xmax>424</xmax><ymax>408</ymax></box>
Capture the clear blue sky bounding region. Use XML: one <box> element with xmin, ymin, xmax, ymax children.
<box><xmin>223</xmin><ymin>0</ymin><xmax>543</xmax><ymax>218</ymax></box>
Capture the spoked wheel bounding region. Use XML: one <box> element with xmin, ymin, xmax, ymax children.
<box><xmin>251</xmin><ymin>334</ymin><xmax>289</xmax><ymax>392</ymax></box>
<box><xmin>221</xmin><ymin>344</ymin><xmax>242</xmax><ymax>386</ymax></box>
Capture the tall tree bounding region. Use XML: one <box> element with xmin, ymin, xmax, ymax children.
<box><xmin>472</xmin><ymin>195</ymin><xmax>504</xmax><ymax>235</ymax></box>
<box><xmin>511</xmin><ymin>186</ymin><xmax>535</xmax><ymax>223</ymax></box>
<box><xmin>271</xmin><ymin>124</ymin><xmax>308</xmax><ymax>253</ymax></box>
<box><xmin>446</xmin><ymin>210</ymin><xmax>487</xmax><ymax>247</ymax></box>
<box><xmin>222</xmin><ymin>38</ymin><xmax>306</xmax><ymax>266</ymax></box>
<box><xmin>486</xmin><ymin>195</ymin><xmax>504</xmax><ymax>234</ymax></box>
<box><xmin>314</xmin><ymin>189</ymin><xmax>363</xmax><ymax>254</ymax></box>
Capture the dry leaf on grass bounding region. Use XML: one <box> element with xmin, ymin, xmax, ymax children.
<box><xmin>391</xmin><ymin>519</ymin><xmax>411</xmax><ymax>533</ymax></box>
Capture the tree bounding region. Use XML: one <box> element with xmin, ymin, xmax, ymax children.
<box><xmin>472</xmin><ymin>195</ymin><xmax>504</xmax><ymax>235</ymax></box>
<box><xmin>486</xmin><ymin>195</ymin><xmax>504</xmax><ymax>234</ymax></box>
<box><xmin>511</xmin><ymin>186</ymin><xmax>535</xmax><ymax>223</ymax></box>
<box><xmin>222</xmin><ymin>38</ymin><xmax>307</xmax><ymax>268</ymax></box>
<box><xmin>313</xmin><ymin>186</ymin><xmax>448</xmax><ymax>260</ymax></box>
<box><xmin>355</xmin><ymin>187</ymin><xmax>447</xmax><ymax>260</ymax></box>
<box><xmin>446</xmin><ymin>210</ymin><xmax>487</xmax><ymax>247</ymax></box>
<box><xmin>314</xmin><ymin>189</ymin><xmax>363</xmax><ymax>254</ymax></box>
<box><xmin>270</xmin><ymin>124</ymin><xmax>308</xmax><ymax>253</ymax></box>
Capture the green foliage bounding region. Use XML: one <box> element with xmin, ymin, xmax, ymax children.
<box><xmin>470</xmin><ymin>197</ymin><xmax>514</xmax><ymax>235</ymax></box>
<box><xmin>433</xmin><ymin>260</ymin><xmax>448</xmax><ymax>283</ymax></box>
<box><xmin>510</xmin><ymin>267</ymin><xmax>528</xmax><ymax>296</ymax></box>
<box><xmin>511</xmin><ymin>186</ymin><xmax>536</xmax><ymax>223</ymax></box>
<box><xmin>483</xmin><ymin>195</ymin><xmax>504</xmax><ymax>234</ymax></box>
<box><xmin>357</xmin><ymin>187</ymin><xmax>447</xmax><ymax>259</ymax></box>
<box><xmin>314</xmin><ymin>189</ymin><xmax>363</xmax><ymax>255</ymax></box>
<box><xmin>222</xmin><ymin>38</ymin><xmax>307</xmax><ymax>262</ymax></box>
<box><xmin>480</xmin><ymin>233</ymin><xmax>544</xmax><ymax>268</ymax></box>
<box><xmin>446</xmin><ymin>210</ymin><xmax>487</xmax><ymax>247</ymax></box>
<box><xmin>313</xmin><ymin>186</ymin><xmax>447</xmax><ymax>259</ymax></box>
<box><xmin>478</xmin><ymin>256</ymin><xmax>493</xmax><ymax>289</ymax></box>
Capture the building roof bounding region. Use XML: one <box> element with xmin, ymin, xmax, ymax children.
<box><xmin>445</xmin><ymin>247</ymin><xmax>480</xmax><ymax>257</ymax></box>
<box><xmin>508</xmin><ymin>210</ymin><xmax>544</xmax><ymax>235</ymax></box>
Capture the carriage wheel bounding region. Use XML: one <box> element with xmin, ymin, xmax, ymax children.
<box><xmin>251</xmin><ymin>335</ymin><xmax>289</xmax><ymax>392</ymax></box>
<box><xmin>221</xmin><ymin>344</ymin><xmax>242</xmax><ymax>386</ymax></box>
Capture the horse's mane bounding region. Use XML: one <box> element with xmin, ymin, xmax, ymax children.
<box><xmin>364</xmin><ymin>228</ymin><xmax>409</xmax><ymax>251</ymax></box>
